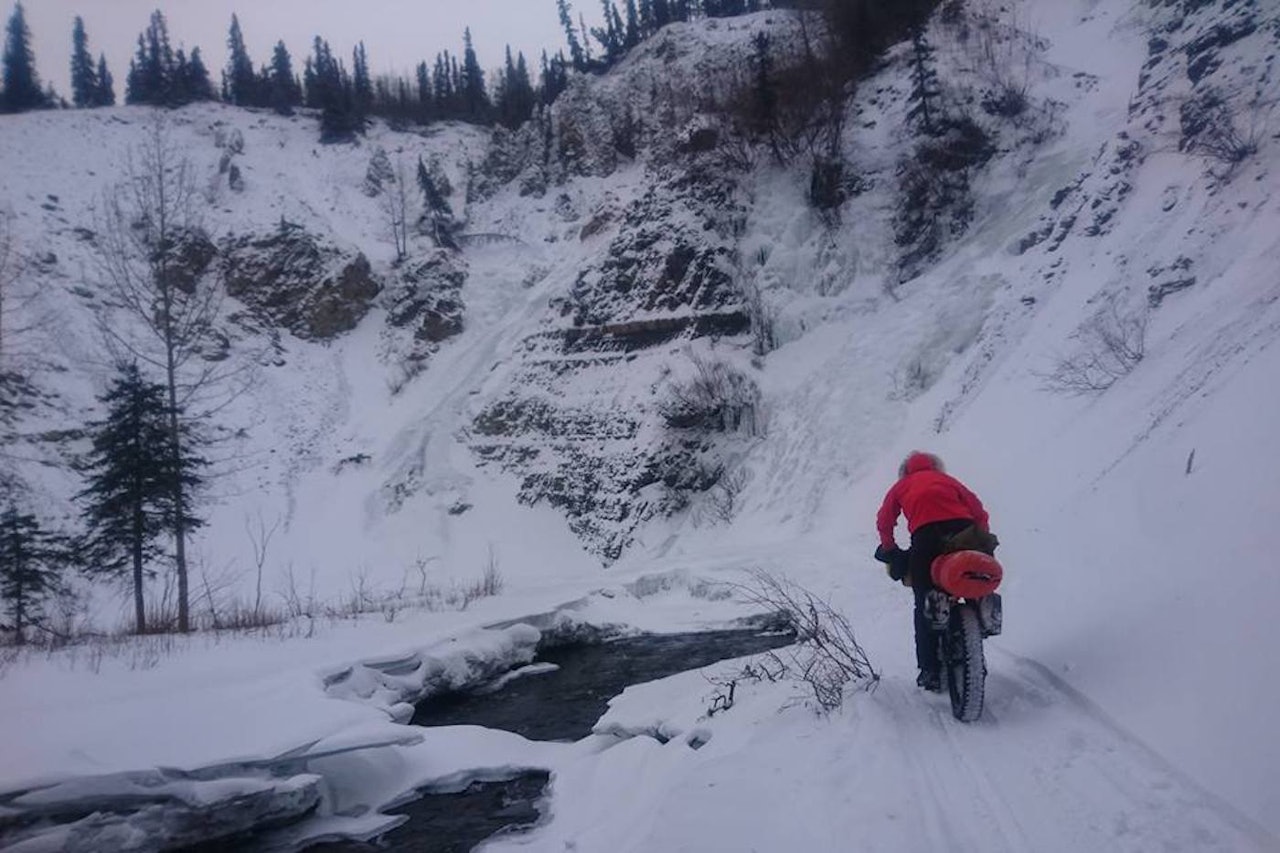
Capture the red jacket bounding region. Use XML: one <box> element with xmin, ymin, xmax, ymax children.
<box><xmin>876</xmin><ymin>454</ymin><xmax>989</xmax><ymax>549</ymax></box>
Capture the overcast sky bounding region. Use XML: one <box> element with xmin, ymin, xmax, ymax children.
<box><xmin>22</xmin><ymin>1</ymin><xmax>605</xmax><ymax>100</ymax></box>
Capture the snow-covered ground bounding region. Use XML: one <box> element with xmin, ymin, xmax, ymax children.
<box><xmin>2</xmin><ymin>0</ymin><xmax>1279</xmax><ymax>849</ymax></box>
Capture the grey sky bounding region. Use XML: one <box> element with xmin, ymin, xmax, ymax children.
<box><xmin>22</xmin><ymin>1</ymin><xmax>603</xmax><ymax>100</ymax></box>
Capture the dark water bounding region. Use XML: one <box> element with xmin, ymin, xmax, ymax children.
<box><xmin>309</xmin><ymin>629</ymin><xmax>795</xmax><ymax>852</ymax></box>
<box><xmin>306</xmin><ymin>772</ymin><xmax>549</xmax><ymax>853</ymax></box>
<box><xmin>412</xmin><ymin>629</ymin><xmax>797</xmax><ymax>741</ymax></box>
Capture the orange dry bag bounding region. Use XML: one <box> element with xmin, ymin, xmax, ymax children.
<box><xmin>931</xmin><ymin>550</ymin><xmax>1003</xmax><ymax>598</ymax></box>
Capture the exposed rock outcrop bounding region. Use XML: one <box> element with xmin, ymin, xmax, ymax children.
<box><xmin>385</xmin><ymin>251</ymin><xmax>467</xmax><ymax>353</ymax></box>
<box><xmin>220</xmin><ymin>226</ymin><xmax>381</xmax><ymax>340</ymax></box>
<box><xmin>471</xmin><ymin>164</ymin><xmax>754</xmax><ymax>561</ymax></box>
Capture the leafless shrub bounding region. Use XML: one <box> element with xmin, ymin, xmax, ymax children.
<box><xmin>246</xmin><ymin>512</ymin><xmax>281</xmax><ymax>621</ymax></box>
<box><xmin>700</xmin><ymin>466</ymin><xmax>750</xmax><ymax>525</ymax></box>
<box><xmin>278</xmin><ymin>562</ymin><xmax>318</xmax><ymax>621</ymax></box>
<box><xmin>461</xmin><ymin>547</ymin><xmax>504</xmax><ymax>610</ymax></box>
<box><xmin>741</xmin><ymin>276</ymin><xmax>776</xmax><ymax>357</ymax></box>
<box><xmin>207</xmin><ymin>598</ymin><xmax>287</xmax><ymax>631</ymax></box>
<box><xmin>1041</xmin><ymin>300</ymin><xmax>1148</xmax><ymax>394</ymax></box>
<box><xmin>1180</xmin><ymin>88</ymin><xmax>1266</xmax><ymax>178</ymax></box>
<box><xmin>735</xmin><ymin>570</ymin><xmax>878</xmax><ymax>712</ymax></box>
<box><xmin>703</xmin><ymin>656</ymin><xmax>788</xmax><ymax>717</ymax></box>
<box><xmin>710</xmin><ymin>20</ymin><xmax>846</xmax><ymax>170</ymax></box>
<box><xmin>660</xmin><ymin>352</ymin><xmax>762</xmax><ymax>437</ymax></box>
<box><xmin>966</xmin><ymin>1</ymin><xmax>1044</xmax><ymax>121</ymax></box>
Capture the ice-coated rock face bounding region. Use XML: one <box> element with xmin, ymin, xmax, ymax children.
<box><xmin>471</xmin><ymin>160</ymin><xmax>756</xmax><ymax>561</ymax></box>
<box><xmin>386</xmin><ymin>252</ymin><xmax>467</xmax><ymax>345</ymax></box>
<box><xmin>220</xmin><ymin>226</ymin><xmax>382</xmax><ymax>341</ymax></box>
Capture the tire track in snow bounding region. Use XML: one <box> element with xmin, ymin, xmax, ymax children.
<box><xmin>989</xmin><ymin>649</ymin><xmax>1279</xmax><ymax>850</ymax></box>
<box><xmin>867</xmin><ymin>658</ymin><xmax>1272</xmax><ymax>853</ymax></box>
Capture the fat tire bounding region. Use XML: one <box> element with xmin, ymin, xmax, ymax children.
<box><xmin>946</xmin><ymin>604</ymin><xmax>986</xmax><ymax>722</ymax></box>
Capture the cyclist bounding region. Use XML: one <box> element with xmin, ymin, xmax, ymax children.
<box><xmin>874</xmin><ymin>451</ymin><xmax>991</xmax><ymax>692</ymax></box>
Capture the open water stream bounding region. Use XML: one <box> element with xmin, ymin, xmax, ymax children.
<box><xmin>310</xmin><ymin>628</ymin><xmax>794</xmax><ymax>852</ymax></box>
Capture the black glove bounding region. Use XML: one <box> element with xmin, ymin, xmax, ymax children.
<box><xmin>875</xmin><ymin>545</ymin><xmax>909</xmax><ymax>582</ymax></box>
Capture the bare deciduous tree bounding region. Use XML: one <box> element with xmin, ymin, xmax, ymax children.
<box><xmin>0</xmin><ymin>211</ymin><xmax>54</xmax><ymax>381</ymax></box>
<box><xmin>93</xmin><ymin>113</ymin><xmax>223</xmax><ymax>633</ymax></box>
<box><xmin>246</xmin><ymin>511</ymin><xmax>281</xmax><ymax>620</ymax></box>
<box><xmin>381</xmin><ymin>154</ymin><xmax>412</xmax><ymax>264</ymax></box>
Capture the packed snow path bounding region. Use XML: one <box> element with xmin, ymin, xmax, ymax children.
<box><xmin>486</xmin><ymin>646</ymin><xmax>1271</xmax><ymax>853</ymax></box>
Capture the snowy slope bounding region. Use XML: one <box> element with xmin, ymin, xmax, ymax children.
<box><xmin>2</xmin><ymin>0</ymin><xmax>1279</xmax><ymax>849</ymax></box>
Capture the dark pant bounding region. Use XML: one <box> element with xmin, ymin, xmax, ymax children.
<box><xmin>909</xmin><ymin>518</ymin><xmax>975</xmax><ymax>674</ymax></box>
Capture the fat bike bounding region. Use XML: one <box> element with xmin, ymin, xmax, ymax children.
<box><xmin>927</xmin><ymin>549</ymin><xmax>1004</xmax><ymax>722</ymax></box>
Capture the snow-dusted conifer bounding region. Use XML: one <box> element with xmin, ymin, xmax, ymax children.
<box><xmin>2</xmin><ymin>1</ymin><xmax>46</xmax><ymax>113</ymax></box>
<box><xmin>906</xmin><ymin>25</ymin><xmax>943</xmax><ymax>136</ymax></box>
<box><xmin>95</xmin><ymin>53</ymin><xmax>115</xmax><ymax>106</ymax></box>
<box><xmin>78</xmin><ymin>364</ymin><xmax>200</xmax><ymax>634</ymax></box>
<box><xmin>225</xmin><ymin>14</ymin><xmax>257</xmax><ymax>106</ymax></box>
<box><xmin>268</xmin><ymin>40</ymin><xmax>301</xmax><ymax>115</ymax></box>
<box><xmin>460</xmin><ymin>29</ymin><xmax>488</xmax><ymax>122</ymax></box>
<box><xmin>353</xmin><ymin>41</ymin><xmax>372</xmax><ymax>115</ymax></box>
<box><xmin>558</xmin><ymin>0</ymin><xmax>586</xmax><ymax>71</ymax></box>
<box><xmin>70</xmin><ymin>16</ymin><xmax>99</xmax><ymax>108</ymax></box>
<box><xmin>0</xmin><ymin>506</ymin><xmax>67</xmax><ymax>645</ymax></box>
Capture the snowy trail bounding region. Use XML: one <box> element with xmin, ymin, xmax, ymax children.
<box><xmin>505</xmin><ymin>654</ymin><xmax>1272</xmax><ymax>853</ymax></box>
<box><xmin>863</xmin><ymin>660</ymin><xmax>1268</xmax><ymax>853</ymax></box>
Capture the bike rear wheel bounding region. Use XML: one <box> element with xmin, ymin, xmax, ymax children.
<box><xmin>946</xmin><ymin>603</ymin><xmax>986</xmax><ymax>722</ymax></box>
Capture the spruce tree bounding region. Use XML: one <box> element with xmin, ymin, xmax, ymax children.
<box><xmin>510</xmin><ymin>51</ymin><xmax>534</xmax><ymax>126</ymax></box>
<box><xmin>415</xmin><ymin>60</ymin><xmax>433</xmax><ymax>122</ymax></box>
<box><xmin>96</xmin><ymin>53</ymin><xmax>116</xmax><ymax>106</ymax></box>
<box><xmin>558</xmin><ymin>0</ymin><xmax>585</xmax><ymax>71</ymax></box>
<box><xmin>417</xmin><ymin>156</ymin><xmax>456</xmax><ymax>250</ymax></box>
<box><xmin>907</xmin><ymin>25</ymin><xmax>943</xmax><ymax>136</ymax></box>
<box><xmin>78</xmin><ymin>364</ymin><xmax>205</xmax><ymax>634</ymax></box>
<box><xmin>653</xmin><ymin>0</ymin><xmax>671</xmax><ymax>29</ymax></box>
<box><xmin>2</xmin><ymin>1</ymin><xmax>45</xmax><ymax>113</ymax></box>
<box><xmin>225</xmin><ymin>14</ymin><xmax>256</xmax><ymax>106</ymax></box>
<box><xmin>70</xmin><ymin>16</ymin><xmax>99</xmax><ymax>108</ymax></box>
<box><xmin>624</xmin><ymin>0</ymin><xmax>640</xmax><ymax>48</ymax></box>
<box><xmin>126</xmin><ymin>12</ymin><xmax>178</xmax><ymax>106</ymax></box>
<box><xmin>308</xmin><ymin>38</ymin><xmax>361</xmax><ymax>141</ymax></box>
<box><xmin>594</xmin><ymin>0</ymin><xmax>622</xmax><ymax>61</ymax></box>
<box><xmin>352</xmin><ymin>42</ymin><xmax>372</xmax><ymax>115</ymax></box>
<box><xmin>433</xmin><ymin>52</ymin><xmax>455</xmax><ymax>117</ymax></box>
<box><xmin>268</xmin><ymin>41</ymin><xmax>300</xmax><ymax>115</ymax></box>
<box><xmin>182</xmin><ymin>46</ymin><xmax>215</xmax><ymax>103</ymax></box>
<box><xmin>539</xmin><ymin>50</ymin><xmax>569</xmax><ymax>106</ymax></box>
<box><xmin>639</xmin><ymin>0</ymin><xmax>654</xmax><ymax>37</ymax></box>
<box><xmin>460</xmin><ymin>29</ymin><xmax>488</xmax><ymax>122</ymax></box>
<box><xmin>0</xmin><ymin>506</ymin><xmax>67</xmax><ymax>645</ymax></box>
<box><xmin>125</xmin><ymin>40</ymin><xmax>146</xmax><ymax>104</ymax></box>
